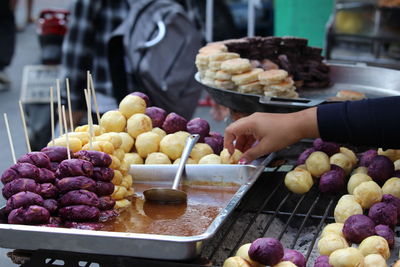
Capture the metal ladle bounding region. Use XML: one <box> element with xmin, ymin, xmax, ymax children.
<box><xmin>143</xmin><ymin>134</ymin><xmax>200</xmax><ymax>204</ymax></box>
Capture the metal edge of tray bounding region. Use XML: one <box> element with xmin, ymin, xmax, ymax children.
<box><xmin>195</xmin><ymin>62</ymin><xmax>400</xmax><ymax>113</ymax></box>
<box><xmin>0</xmin><ymin>153</ymin><xmax>275</xmax><ymax>261</ymax></box>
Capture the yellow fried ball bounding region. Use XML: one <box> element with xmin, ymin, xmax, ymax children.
<box><xmin>317</xmin><ymin>233</ymin><xmax>349</xmax><ymax>256</ymax></box>
<box><xmin>359</xmin><ymin>236</ymin><xmax>390</xmax><ymax>260</ymax></box>
<box><xmin>111</xmin><ymin>170</ymin><xmax>123</xmax><ymax>185</ymax></box>
<box><xmin>347</xmin><ymin>173</ymin><xmax>373</xmax><ymax>194</ymax></box>
<box><xmin>124</xmin><ymin>153</ymin><xmax>143</xmax><ymax>165</ymax></box>
<box><xmin>151</xmin><ymin>127</ymin><xmax>167</xmax><ymax>139</ymax></box>
<box><xmin>159</xmin><ymin>133</ymin><xmax>186</xmax><ymax>160</ymax></box>
<box><xmin>135</xmin><ymin>132</ymin><xmax>161</xmax><ymax>158</ymax></box>
<box><xmin>100</xmin><ymin>110</ymin><xmax>126</xmax><ymax>132</ymax></box>
<box><xmin>113</xmin><ymin>148</ymin><xmax>125</xmax><ymax>162</ymax></box>
<box><xmin>173</xmin><ymin>158</ymin><xmax>197</xmax><ymax>164</ymax></box>
<box><xmin>364</xmin><ymin>254</ymin><xmax>387</xmax><ymax>267</ymax></box>
<box><xmin>75</xmin><ymin>124</ymin><xmax>104</xmax><ymax>136</ymax></box>
<box><xmin>126</xmin><ymin>113</ymin><xmax>152</xmax><ymax>138</ymax></box>
<box><xmin>119</xmin><ymin>95</ymin><xmax>146</xmax><ymax>118</ymax></box>
<box><xmin>382</xmin><ymin>177</ymin><xmax>400</xmax><ymax>198</ymax></box>
<box><xmin>353</xmin><ymin>181</ymin><xmax>382</xmax><ymax>209</ymax></box>
<box><xmin>198</xmin><ymin>154</ymin><xmax>222</xmax><ymax>164</ymax></box>
<box><xmin>48</xmin><ymin>137</ymin><xmax>82</xmax><ymax>153</ymax></box>
<box><xmin>118</xmin><ymin>132</ymin><xmax>134</xmax><ymax>153</ymax></box>
<box><xmin>82</xmin><ymin>140</ymin><xmax>114</xmax><ymax>155</ymax></box>
<box><xmin>306</xmin><ymin>151</ymin><xmax>330</xmax><ymax>177</ymax></box>
<box><xmin>111</xmin><ymin>185</ymin><xmax>128</xmax><ymax>200</ymax></box>
<box><xmin>284</xmin><ymin>168</ymin><xmax>314</xmax><ymax>194</ymax></box>
<box><xmin>220</xmin><ymin>148</ymin><xmax>243</xmax><ymax>164</ymax></box>
<box><xmin>329</xmin><ymin>247</ymin><xmax>364</xmax><ymax>267</ymax></box>
<box><xmin>190</xmin><ymin>143</ymin><xmax>213</xmax><ymax>162</ymax></box>
<box><xmin>321</xmin><ymin>223</ymin><xmax>344</xmax><ymax>238</ymax></box>
<box><xmin>95</xmin><ymin>132</ymin><xmax>122</xmax><ymax>149</ymax></box>
<box><xmin>334</xmin><ymin>198</ymin><xmax>363</xmax><ymax>223</ymax></box>
<box><xmin>145</xmin><ymin>152</ymin><xmax>171</xmax><ymax>164</ymax></box>
<box><xmin>330</xmin><ymin>153</ymin><xmax>353</xmax><ymax>175</ymax></box>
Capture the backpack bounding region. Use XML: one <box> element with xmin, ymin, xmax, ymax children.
<box><xmin>108</xmin><ymin>0</ymin><xmax>204</xmax><ymax>119</ymax></box>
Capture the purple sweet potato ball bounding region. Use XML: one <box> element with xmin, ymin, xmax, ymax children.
<box><xmin>248</xmin><ymin>237</ymin><xmax>284</xmax><ymax>266</ymax></box>
<box><xmin>98</xmin><ymin>196</ymin><xmax>116</xmax><ymax>210</ymax></box>
<box><xmin>49</xmin><ymin>162</ymin><xmax>59</xmax><ymax>172</ymax></box>
<box><xmin>382</xmin><ymin>194</ymin><xmax>400</xmax><ymax>219</ymax></box>
<box><xmin>59</xmin><ymin>205</ymin><xmax>100</xmax><ymax>222</ymax></box>
<box><xmin>43</xmin><ymin>199</ymin><xmax>58</xmax><ymax>214</ymax></box>
<box><xmin>130</xmin><ymin>92</ymin><xmax>150</xmax><ymax>107</ymax></box>
<box><xmin>375</xmin><ymin>224</ymin><xmax>395</xmax><ymax>248</ymax></box>
<box><xmin>57</xmin><ymin>159</ymin><xmax>94</xmax><ymax>178</ymax></box>
<box><xmin>41</xmin><ymin>146</ymin><xmax>71</xmax><ymax>162</ymax></box>
<box><xmin>56</xmin><ymin>176</ymin><xmax>96</xmax><ymax>193</ymax></box>
<box><xmin>59</xmin><ymin>190</ymin><xmax>100</xmax><ymax>207</ymax></box>
<box><xmin>38</xmin><ymin>183</ymin><xmax>59</xmax><ymax>199</ymax></box>
<box><xmin>6</xmin><ymin>192</ymin><xmax>44</xmax><ymax>212</ymax></box>
<box><xmin>95</xmin><ymin>181</ymin><xmax>114</xmax><ymax>196</ymax></box>
<box><xmin>8</xmin><ymin>205</ymin><xmax>50</xmax><ymax>225</ymax></box>
<box><xmin>368</xmin><ymin>202</ymin><xmax>397</xmax><ymax>228</ymax></box>
<box><xmin>314</xmin><ymin>255</ymin><xmax>333</xmax><ymax>267</ymax></box>
<box><xmin>313</xmin><ymin>138</ymin><xmax>340</xmax><ymax>156</ymax></box>
<box><xmin>17</xmin><ymin>152</ymin><xmax>51</xmax><ymax>169</ymax></box>
<box><xmin>145</xmin><ymin>107</ymin><xmax>167</xmax><ymax>128</ymax></box>
<box><xmin>367</xmin><ymin>155</ymin><xmax>394</xmax><ymax>185</ymax></box>
<box><xmin>319</xmin><ymin>169</ymin><xmax>345</xmax><ymax>194</ymax></box>
<box><xmin>282</xmin><ymin>249</ymin><xmax>306</xmax><ymax>267</ymax></box>
<box><xmin>296</xmin><ymin>147</ymin><xmax>316</xmax><ymax>166</ymax></box>
<box><xmin>92</xmin><ymin>167</ymin><xmax>114</xmax><ymax>182</ymax></box>
<box><xmin>359</xmin><ymin>149</ymin><xmax>378</xmax><ymax>167</ymax></box>
<box><xmin>37</xmin><ymin>168</ymin><xmax>56</xmax><ymax>183</ymax></box>
<box><xmin>186</xmin><ymin>118</ymin><xmax>210</xmax><ymax>142</ymax></box>
<box><xmin>1</xmin><ymin>163</ymin><xmax>39</xmax><ymax>184</ymax></box>
<box><xmin>204</xmin><ymin>136</ymin><xmax>223</xmax><ymax>155</ymax></box>
<box><xmin>98</xmin><ymin>210</ymin><xmax>119</xmax><ymax>223</ymax></box>
<box><xmin>342</xmin><ymin>214</ymin><xmax>375</xmax><ymax>243</ymax></box>
<box><xmin>2</xmin><ymin>178</ymin><xmax>39</xmax><ymax>199</ymax></box>
<box><xmin>162</xmin><ymin>113</ymin><xmax>188</xmax><ymax>134</ymax></box>
<box><xmin>74</xmin><ymin>150</ymin><xmax>112</xmax><ymax>168</ymax></box>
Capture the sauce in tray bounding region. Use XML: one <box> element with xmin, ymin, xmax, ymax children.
<box><xmin>103</xmin><ymin>183</ymin><xmax>240</xmax><ymax>236</ymax></box>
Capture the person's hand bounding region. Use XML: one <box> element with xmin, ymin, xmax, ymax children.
<box><xmin>224</xmin><ymin>108</ymin><xmax>319</xmax><ymax>164</ymax></box>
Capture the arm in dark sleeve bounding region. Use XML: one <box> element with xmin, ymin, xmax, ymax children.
<box><xmin>317</xmin><ymin>96</ymin><xmax>400</xmax><ymax>149</ymax></box>
<box><xmin>60</xmin><ymin>0</ymin><xmax>99</xmax><ymax>111</ymax></box>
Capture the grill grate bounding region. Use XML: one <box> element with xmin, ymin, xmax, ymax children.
<box><xmin>15</xmin><ymin>157</ymin><xmax>337</xmax><ymax>267</ymax></box>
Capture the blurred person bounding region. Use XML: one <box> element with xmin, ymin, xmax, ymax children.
<box><xmin>11</xmin><ymin>0</ymin><xmax>35</xmax><ymax>25</ymax></box>
<box><xmin>224</xmin><ymin>96</ymin><xmax>400</xmax><ymax>164</ymax></box>
<box><xmin>60</xmin><ymin>0</ymin><xmax>129</xmax><ymax>125</ymax></box>
<box><xmin>0</xmin><ymin>0</ymin><xmax>16</xmax><ymax>91</ymax></box>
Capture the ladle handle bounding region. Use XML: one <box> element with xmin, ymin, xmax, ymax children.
<box><xmin>172</xmin><ymin>134</ymin><xmax>200</xmax><ymax>190</ymax></box>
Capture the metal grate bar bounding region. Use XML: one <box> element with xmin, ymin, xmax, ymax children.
<box><xmin>262</xmin><ymin>210</ymin><xmax>334</xmax><ymax>220</ymax></box>
<box><xmin>290</xmin><ymin>193</ymin><xmax>321</xmax><ymax>249</ymax></box>
<box><xmin>259</xmin><ymin>192</ymin><xmax>293</xmax><ymax>238</ymax></box>
<box><xmin>277</xmin><ymin>193</ymin><xmax>307</xmax><ymax>241</ymax></box>
<box><xmin>226</xmin><ymin>177</ymin><xmax>286</xmax><ymax>257</ymax></box>
<box><xmin>305</xmin><ymin>198</ymin><xmax>335</xmax><ymax>261</ymax></box>
<box><xmin>208</xmin><ymin>166</ymin><xmax>281</xmax><ymax>260</ymax></box>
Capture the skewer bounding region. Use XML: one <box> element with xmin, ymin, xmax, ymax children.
<box><xmin>66</xmin><ymin>78</ymin><xmax>74</xmax><ymax>132</ymax></box>
<box><xmin>62</xmin><ymin>105</ymin><xmax>71</xmax><ymax>160</ymax></box>
<box><xmin>89</xmin><ymin>74</ymin><xmax>100</xmax><ymax>124</ymax></box>
<box><xmin>56</xmin><ymin>79</ymin><xmax>63</xmax><ymax>137</ymax></box>
<box><xmin>4</xmin><ymin>113</ymin><xmax>16</xmax><ymax>164</ymax></box>
<box><xmin>18</xmin><ymin>100</ymin><xmax>31</xmax><ymax>152</ymax></box>
<box><xmin>84</xmin><ymin>89</ymin><xmax>93</xmax><ymax>150</ymax></box>
<box><xmin>50</xmin><ymin>86</ymin><xmax>55</xmax><ymax>146</ymax></box>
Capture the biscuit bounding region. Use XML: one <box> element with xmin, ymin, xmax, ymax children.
<box><xmin>267</xmin><ymin>78</ymin><xmax>295</xmax><ymax>91</ymax></box>
<box><xmin>220</xmin><ymin>58</ymin><xmax>252</xmax><ymax>74</ymax></box>
<box><xmin>215</xmin><ymin>71</ymin><xmax>232</xmax><ymax>80</ymax></box>
<box><xmin>195</xmin><ymin>54</ymin><xmax>210</xmax><ymax>65</ymax></box>
<box><xmin>232</xmin><ymin>68</ymin><xmax>263</xmax><ymax>85</ymax></box>
<box><xmin>214</xmin><ymin>80</ymin><xmax>236</xmax><ymax>90</ymax></box>
<box><xmin>202</xmin><ymin>78</ymin><xmax>215</xmax><ymax>87</ymax></box>
<box><xmin>238</xmin><ymin>81</ymin><xmax>263</xmax><ymax>94</ymax></box>
<box><xmin>209</xmin><ymin>61</ymin><xmax>223</xmax><ymax>71</ymax></box>
<box><xmin>199</xmin><ymin>43</ymin><xmax>227</xmax><ymax>53</ymax></box>
<box><xmin>264</xmin><ymin>88</ymin><xmax>298</xmax><ymax>98</ymax></box>
<box><xmin>336</xmin><ymin>90</ymin><xmax>366</xmax><ymax>101</ymax></box>
<box><xmin>209</xmin><ymin>52</ymin><xmax>239</xmax><ymax>62</ymax></box>
<box><xmin>258</xmin><ymin>69</ymin><xmax>288</xmax><ymax>85</ymax></box>
<box><xmin>205</xmin><ymin>69</ymin><xmax>217</xmax><ymax>79</ymax></box>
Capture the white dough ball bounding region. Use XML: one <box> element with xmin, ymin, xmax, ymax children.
<box><xmin>321</xmin><ymin>223</ymin><xmax>344</xmax><ymax>238</ymax></box>
<box><xmin>135</xmin><ymin>132</ymin><xmax>161</xmax><ymax>158</ymax></box>
<box><xmin>235</xmin><ymin>243</ymin><xmax>262</xmax><ymax>267</ymax></box>
<box><xmin>359</xmin><ymin>235</ymin><xmax>390</xmax><ymax>260</ymax></box>
<box><xmin>220</xmin><ymin>148</ymin><xmax>243</xmax><ymax>164</ymax></box>
<box><xmin>364</xmin><ymin>254</ymin><xmax>387</xmax><ymax>267</ymax></box>
<box><xmin>353</xmin><ymin>181</ymin><xmax>382</xmax><ymax>209</ymax></box>
<box><xmin>334</xmin><ymin>198</ymin><xmax>363</xmax><ymax>223</ymax></box>
<box><xmin>329</xmin><ymin>247</ymin><xmax>364</xmax><ymax>267</ymax></box>
<box><xmin>284</xmin><ymin>168</ymin><xmax>314</xmax><ymax>194</ymax></box>
<box><xmin>159</xmin><ymin>133</ymin><xmax>186</xmax><ymax>160</ymax></box>
<box><xmin>152</xmin><ymin>127</ymin><xmax>166</xmax><ymax>139</ymax></box>
<box><xmin>124</xmin><ymin>153</ymin><xmax>143</xmax><ymax>165</ymax></box>
<box><xmin>198</xmin><ymin>154</ymin><xmax>222</xmax><ymax>164</ymax></box>
<box><xmin>351</xmin><ymin>166</ymin><xmax>368</xmax><ymax>175</ymax></box>
<box><xmin>190</xmin><ymin>143</ymin><xmax>213</xmax><ymax>162</ymax></box>
<box><xmin>330</xmin><ymin>153</ymin><xmax>353</xmax><ymax>175</ymax></box>
<box><xmin>382</xmin><ymin>177</ymin><xmax>400</xmax><ymax>198</ymax></box>
<box><xmin>118</xmin><ymin>132</ymin><xmax>134</xmax><ymax>153</ymax></box>
<box><xmin>317</xmin><ymin>233</ymin><xmax>349</xmax><ymax>256</ymax></box>
<box><xmin>340</xmin><ymin>147</ymin><xmax>358</xmax><ymax>165</ymax></box>
<box><xmin>100</xmin><ymin>110</ymin><xmax>126</xmax><ymax>132</ymax></box>
<box><xmin>145</xmin><ymin>152</ymin><xmax>171</xmax><ymax>164</ymax></box>
<box><xmin>126</xmin><ymin>113</ymin><xmax>152</xmax><ymax>138</ymax></box>
<box><xmin>119</xmin><ymin>95</ymin><xmax>146</xmax><ymax>118</ymax></box>
<box><xmin>95</xmin><ymin>132</ymin><xmax>123</xmax><ymax>148</ymax></box>
<box><xmin>347</xmin><ymin>173</ymin><xmax>372</xmax><ymax>194</ymax></box>
<box><xmin>306</xmin><ymin>151</ymin><xmax>330</xmax><ymax>177</ymax></box>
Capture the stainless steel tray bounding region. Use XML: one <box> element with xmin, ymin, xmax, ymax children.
<box><xmin>0</xmin><ymin>154</ymin><xmax>274</xmax><ymax>260</ymax></box>
<box><xmin>196</xmin><ymin>62</ymin><xmax>400</xmax><ymax>113</ymax></box>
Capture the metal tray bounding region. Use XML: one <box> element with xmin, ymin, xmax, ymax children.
<box><xmin>0</xmin><ymin>154</ymin><xmax>274</xmax><ymax>261</ymax></box>
<box><xmin>195</xmin><ymin>62</ymin><xmax>400</xmax><ymax>113</ymax></box>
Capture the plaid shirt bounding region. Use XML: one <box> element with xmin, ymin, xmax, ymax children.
<box><xmin>60</xmin><ymin>0</ymin><xmax>129</xmax><ymax>113</ymax></box>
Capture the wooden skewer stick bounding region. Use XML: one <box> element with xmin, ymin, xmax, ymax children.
<box><xmin>62</xmin><ymin>105</ymin><xmax>71</xmax><ymax>160</ymax></box>
<box><xmin>56</xmin><ymin>79</ymin><xmax>63</xmax><ymax>137</ymax></box>
<box><xmin>50</xmin><ymin>86</ymin><xmax>55</xmax><ymax>146</ymax></box>
<box><xmin>89</xmin><ymin>74</ymin><xmax>100</xmax><ymax>124</ymax></box>
<box><xmin>66</xmin><ymin>78</ymin><xmax>74</xmax><ymax>132</ymax></box>
<box><xmin>84</xmin><ymin>89</ymin><xmax>93</xmax><ymax>150</ymax></box>
<box><xmin>4</xmin><ymin>113</ymin><xmax>16</xmax><ymax>164</ymax></box>
<box><xmin>18</xmin><ymin>100</ymin><xmax>31</xmax><ymax>153</ymax></box>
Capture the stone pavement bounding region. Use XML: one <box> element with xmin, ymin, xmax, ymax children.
<box><xmin>0</xmin><ymin>1</ymin><xmax>226</xmax><ymax>266</ymax></box>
